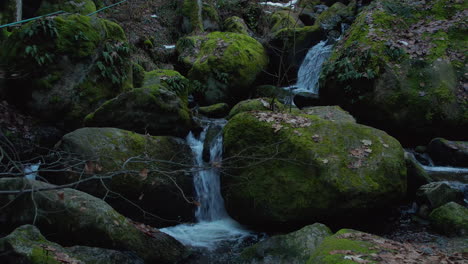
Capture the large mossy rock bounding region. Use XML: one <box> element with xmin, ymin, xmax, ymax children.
<box><xmin>429</xmin><ymin>202</ymin><xmax>468</xmax><ymax>237</ymax></box>
<box><xmin>0</xmin><ymin>178</ymin><xmax>188</xmax><ymax>263</ymax></box>
<box><xmin>240</xmin><ymin>223</ymin><xmax>332</xmax><ymax>264</ymax></box>
<box><xmin>84</xmin><ymin>85</ymin><xmax>193</xmax><ymax>137</ymax></box>
<box><xmin>53</xmin><ymin>127</ymin><xmax>195</xmax><ymax>225</ymax></box>
<box><xmin>0</xmin><ymin>225</ymin><xmax>144</xmax><ymax>264</ymax></box>
<box><xmin>177</xmin><ymin>32</ymin><xmax>268</xmax><ymax>105</ymax></box>
<box><xmin>320</xmin><ymin>0</ymin><xmax>468</xmax><ymax>144</ymax></box>
<box><xmin>427</xmin><ymin>138</ymin><xmax>468</xmax><ymax>167</ymax></box>
<box><xmin>222</xmin><ymin>110</ymin><xmax>407</xmax><ymax>228</ymax></box>
<box><xmin>0</xmin><ymin>14</ymin><xmax>132</xmax><ymax>127</ymax></box>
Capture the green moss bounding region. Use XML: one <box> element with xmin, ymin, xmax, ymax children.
<box><xmin>307</xmin><ymin>230</ymin><xmax>378</xmax><ymax>264</ymax></box>
<box><xmin>84</xmin><ymin>86</ymin><xmax>192</xmax><ymax>136</ymax></box>
<box><xmin>178</xmin><ymin>31</ymin><xmax>268</xmax><ymax>104</ymax></box>
<box><xmin>132</xmin><ymin>63</ymin><xmax>145</xmax><ymax>88</ymax></box>
<box><xmin>227</xmin><ymin>98</ymin><xmax>285</xmax><ymax>119</ymax></box>
<box><xmin>31</xmin><ymin>247</ymin><xmax>62</xmax><ymax>264</ymax></box>
<box><xmin>182</xmin><ymin>0</ymin><xmax>203</xmax><ymax>32</ymax></box>
<box><xmin>273</xmin><ymin>24</ymin><xmax>322</xmax><ymax>46</ymax></box>
<box><xmin>224</xmin><ymin>16</ymin><xmax>249</xmax><ymax>35</ymax></box>
<box><xmin>199</xmin><ymin>103</ymin><xmax>230</xmax><ymax>117</ymax></box>
<box><xmin>429</xmin><ymin>202</ymin><xmax>468</xmax><ymax>236</ymax></box>
<box><xmin>54</xmin><ymin>15</ymin><xmax>101</xmax><ymax>57</ymax></box>
<box><xmin>429</xmin><ymin>0</ymin><xmax>467</xmax><ymax>20</ymax></box>
<box><xmin>314</xmin><ymin>2</ymin><xmax>353</xmax><ymax>31</ymax></box>
<box><xmin>101</xmin><ymin>19</ymin><xmax>126</xmax><ymax>41</ymax></box>
<box><xmin>270</xmin><ymin>10</ymin><xmax>302</xmax><ymax>34</ymax></box>
<box><xmin>188</xmin><ymin>31</ymin><xmax>268</xmax><ymax>88</ymax></box>
<box><xmin>202</xmin><ymin>4</ymin><xmax>220</xmax><ymax>24</ymax></box>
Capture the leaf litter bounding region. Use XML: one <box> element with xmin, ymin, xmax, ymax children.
<box><xmin>330</xmin><ymin>232</ymin><xmax>467</xmax><ymax>264</ymax></box>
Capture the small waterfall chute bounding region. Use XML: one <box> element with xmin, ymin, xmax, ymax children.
<box><xmin>161</xmin><ymin>118</ymin><xmax>253</xmax><ymax>250</ymax></box>
<box><xmin>286</xmin><ymin>40</ymin><xmax>333</xmax><ymax>95</ymax></box>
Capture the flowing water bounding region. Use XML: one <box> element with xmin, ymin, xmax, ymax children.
<box><xmin>161</xmin><ymin>119</ymin><xmax>253</xmax><ymax>250</ymax></box>
<box><xmin>288</xmin><ymin>40</ymin><xmax>334</xmax><ymax>94</ymax></box>
<box><xmin>16</xmin><ymin>0</ymin><xmax>22</xmax><ymax>22</ymax></box>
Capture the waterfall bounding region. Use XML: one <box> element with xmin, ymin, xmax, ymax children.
<box><xmin>16</xmin><ymin>0</ymin><xmax>22</xmax><ymax>22</ymax></box>
<box><xmin>289</xmin><ymin>40</ymin><xmax>333</xmax><ymax>94</ymax></box>
<box><xmin>161</xmin><ymin>119</ymin><xmax>252</xmax><ymax>250</ymax></box>
<box><xmin>189</xmin><ymin>121</ymin><xmax>228</xmax><ymax>221</ymax></box>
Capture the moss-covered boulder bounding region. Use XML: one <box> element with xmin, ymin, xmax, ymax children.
<box><xmin>84</xmin><ymin>85</ymin><xmax>193</xmax><ymax>137</ymax></box>
<box><xmin>227</xmin><ymin>98</ymin><xmax>285</xmax><ymax>119</ymax></box>
<box><xmin>0</xmin><ymin>178</ymin><xmax>188</xmax><ymax>263</ymax></box>
<box><xmin>222</xmin><ymin>111</ymin><xmax>407</xmax><ymax>227</ymax></box>
<box><xmin>177</xmin><ymin>32</ymin><xmax>268</xmax><ymax>104</ymax></box>
<box><xmin>53</xmin><ymin>127</ymin><xmax>195</xmax><ymax>225</ymax></box>
<box><xmin>199</xmin><ymin>103</ymin><xmax>230</xmax><ymax>118</ymax></box>
<box><xmin>240</xmin><ymin>223</ymin><xmax>332</xmax><ymax>264</ymax></box>
<box><xmin>0</xmin><ymin>225</ymin><xmax>144</xmax><ymax>264</ymax></box>
<box><xmin>0</xmin><ymin>14</ymin><xmax>131</xmax><ymax>127</ymax></box>
<box><xmin>429</xmin><ymin>202</ymin><xmax>468</xmax><ymax>237</ymax></box>
<box><xmin>224</xmin><ymin>16</ymin><xmax>250</xmax><ymax>35</ymax></box>
<box><xmin>37</xmin><ymin>0</ymin><xmax>97</xmax><ymax>15</ymax></box>
<box><xmin>427</xmin><ymin>138</ymin><xmax>468</xmax><ymax>167</ymax></box>
<box><xmin>320</xmin><ymin>0</ymin><xmax>468</xmax><ymax>144</ymax></box>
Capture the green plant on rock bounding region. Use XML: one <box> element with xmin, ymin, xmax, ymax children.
<box><xmin>96</xmin><ymin>41</ymin><xmax>130</xmax><ymax>85</ymax></box>
<box><xmin>21</xmin><ymin>18</ymin><xmax>58</xmax><ymax>67</ymax></box>
<box><xmin>213</xmin><ymin>69</ymin><xmax>229</xmax><ymax>84</ymax></box>
<box><xmin>321</xmin><ymin>42</ymin><xmax>377</xmax><ymax>103</ymax></box>
<box><xmin>165</xmin><ymin>76</ymin><xmax>190</xmax><ymax>97</ymax></box>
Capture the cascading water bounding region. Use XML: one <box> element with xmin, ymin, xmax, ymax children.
<box><xmin>16</xmin><ymin>0</ymin><xmax>22</xmax><ymax>22</ymax></box>
<box><xmin>406</xmin><ymin>151</ymin><xmax>468</xmax><ymax>203</ymax></box>
<box><xmin>161</xmin><ymin>119</ymin><xmax>252</xmax><ymax>250</ymax></box>
<box><xmin>286</xmin><ymin>40</ymin><xmax>333</xmax><ymax>94</ymax></box>
<box><xmin>192</xmin><ymin>121</ymin><xmax>227</xmax><ymax>221</ymax></box>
